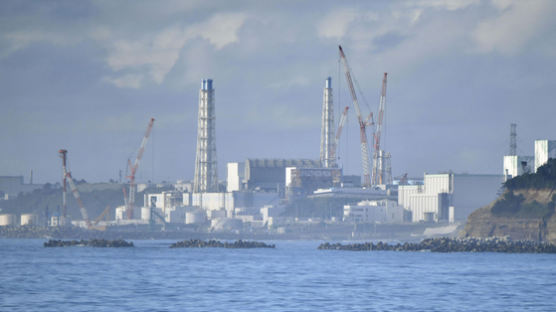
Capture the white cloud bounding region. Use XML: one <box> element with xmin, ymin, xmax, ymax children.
<box><xmin>1</xmin><ymin>30</ymin><xmax>76</xmax><ymax>57</ymax></box>
<box><xmin>193</xmin><ymin>13</ymin><xmax>247</xmax><ymax>49</ymax></box>
<box><xmin>409</xmin><ymin>0</ymin><xmax>481</xmax><ymax>11</ymax></box>
<box><xmin>473</xmin><ymin>0</ymin><xmax>554</xmax><ymax>54</ymax></box>
<box><xmin>268</xmin><ymin>75</ymin><xmax>311</xmax><ymax>89</ymax></box>
<box><xmin>317</xmin><ymin>8</ymin><xmax>359</xmax><ymax>39</ymax></box>
<box><xmin>103</xmin><ymin>12</ymin><xmax>248</xmax><ymax>88</ymax></box>
<box><xmin>103</xmin><ymin>74</ymin><xmax>144</xmax><ymax>89</ymax></box>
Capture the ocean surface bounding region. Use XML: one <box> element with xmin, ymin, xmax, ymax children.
<box><xmin>1</xmin><ymin>239</ymin><xmax>556</xmax><ymax>311</ymax></box>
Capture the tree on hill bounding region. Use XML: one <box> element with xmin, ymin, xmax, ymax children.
<box><xmin>504</xmin><ymin>159</ymin><xmax>556</xmax><ymax>191</ymax></box>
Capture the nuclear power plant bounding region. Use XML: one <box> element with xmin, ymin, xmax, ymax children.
<box><xmin>2</xmin><ymin>46</ymin><xmax>553</xmax><ymax>238</ymax></box>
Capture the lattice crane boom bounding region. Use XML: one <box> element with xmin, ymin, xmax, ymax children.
<box><xmin>126</xmin><ymin>118</ymin><xmax>155</xmax><ymax>219</ymax></box>
<box><xmin>372</xmin><ymin>73</ymin><xmax>387</xmax><ymax>185</ymax></box>
<box><xmin>65</xmin><ymin>170</ymin><xmax>91</xmax><ymax>228</ymax></box>
<box><xmin>338</xmin><ymin>45</ymin><xmax>372</xmax><ymax>187</ymax></box>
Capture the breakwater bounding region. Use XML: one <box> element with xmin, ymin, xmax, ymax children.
<box><xmin>44</xmin><ymin>239</ymin><xmax>134</xmax><ymax>248</ymax></box>
<box><xmin>318</xmin><ymin>237</ymin><xmax>556</xmax><ymax>253</ymax></box>
<box><xmin>170</xmin><ymin>239</ymin><xmax>275</xmax><ymax>249</ymax></box>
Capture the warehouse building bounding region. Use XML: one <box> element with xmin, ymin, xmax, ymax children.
<box><xmin>399</xmin><ymin>173</ymin><xmax>503</xmax><ymax>223</ymax></box>
<box><xmin>285</xmin><ymin>167</ymin><xmax>341</xmax><ymax>199</ymax></box>
<box><xmin>343</xmin><ymin>199</ymin><xmax>404</xmax><ymax>224</ymax></box>
<box><xmin>534</xmin><ymin>139</ymin><xmax>556</xmax><ymax>172</ymax></box>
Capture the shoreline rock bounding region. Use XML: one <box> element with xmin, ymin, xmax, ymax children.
<box><xmin>44</xmin><ymin>239</ymin><xmax>134</xmax><ymax>248</ymax></box>
<box><xmin>318</xmin><ymin>237</ymin><xmax>556</xmax><ymax>253</ymax></box>
<box><xmin>170</xmin><ymin>239</ymin><xmax>275</xmax><ymax>249</ymax></box>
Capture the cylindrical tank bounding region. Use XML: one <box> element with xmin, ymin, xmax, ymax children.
<box><xmin>141</xmin><ymin>207</ymin><xmax>151</xmax><ymax>221</ymax></box>
<box><xmin>186</xmin><ymin>210</ymin><xmax>206</xmax><ymax>224</ymax></box>
<box><xmin>115</xmin><ymin>206</ymin><xmax>126</xmax><ymax>221</ymax></box>
<box><xmin>20</xmin><ymin>214</ymin><xmax>38</xmax><ymax>226</ymax></box>
<box><xmin>0</xmin><ymin>214</ymin><xmax>16</xmax><ymax>226</ymax></box>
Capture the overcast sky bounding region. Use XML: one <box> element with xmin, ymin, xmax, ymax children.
<box><xmin>1</xmin><ymin>0</ymin><xmax>556</xmax><ymax>184</ymax></box>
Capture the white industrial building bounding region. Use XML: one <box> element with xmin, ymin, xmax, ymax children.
<box><xmin>343</xmin><ymin>200</ymin><xmax>404</xmax><ymax>224</ymax></box>
<box><xmin>141</xmin><ymin>189</ymin><xmax>279</xmax><ymax>224</ymax></box>
<box><xmin>227</xmin><ymin>162</ymin><xmax>245</xmax><ymax>192</ymax></box>
<box><xmin>534</xmin><ymin>139</ymin><xmax>556</xmax><ymax>172</ymax></box>
<box><xmin>399</xmin><ymin>173</ymin><xmax>503</xmax><ymax>223</ymax></box>
<box><xmin>503</xmin><ymin>155</ymin><xmax>534</xmax><ymax>181</ymax></box>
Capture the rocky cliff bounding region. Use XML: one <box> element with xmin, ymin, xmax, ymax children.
<box><xmin>462</xmin><ymin>188</ymin><xmax>556</xmax><ymax>242</ymax></box>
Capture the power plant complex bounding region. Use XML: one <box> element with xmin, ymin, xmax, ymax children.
<box><xmin>1</xmin><ymin>46</ymin><xmax>555</xmax><ymax>237</ymax></box>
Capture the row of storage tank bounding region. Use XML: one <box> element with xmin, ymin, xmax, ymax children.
<box><xmin>0</xmin><ymin>213</ymin><xmax>39</xmax><ymax>226</ymax></box>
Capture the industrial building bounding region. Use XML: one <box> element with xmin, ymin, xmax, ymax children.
<box><xmin>502</xmin><ymin>124</ymin><xmax>534</xmax><ymax>181</ymax></box>
<box><xmin>141</xmin><ymin>189</ymin><xmax>280</xmax><ymax>224</ymax></box>
<box><xmin>343</xmin><ymin>200</ymin><xmax>404</xmax><ymax>224</ymax></box>
<box><xmin>398</xmin><ymin>173</ymin><xmax>503</xmax><ymax>223</ymax></box>
<box><xmin>227</xmin><ymin>162</ymin><xmax>245</xmax><ymax>192</ymax></box>
<box><xmin>193</xmin><ymin>79</ymin><xmax>218</xmax><ymax>193</ymax></box>
<box><xmin>534</xmin><ymin>139</ymin><xmax>556</xmax><ymax>172</ymax></box>
<box><xmin>243</xmin><ymin>159</ymin><xmax>321</xmax><ymax>192</ymax></box>
<box><xmin>0</xmin><ymin>176</ymin><xmax>42</xmax><ymax>199</ymax></box>
<box><xmin>285</xmin><ymin>167</ymin><xmax>341</xmax><ymax>199</ymax></box>
<box><xmin>503</xmin><ymin>155</ymin><xmax>534</xmax><ymax>181</ymax></box>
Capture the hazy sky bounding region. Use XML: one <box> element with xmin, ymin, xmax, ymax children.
<box><xmin>1</xmin><ymin>0</ymin><xmax>556</xmax><ymax>183</ymax></box>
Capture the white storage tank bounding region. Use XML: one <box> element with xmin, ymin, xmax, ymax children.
<box><xmin>20</xmin><ymin>214</ymin><xmax>38</xmax><ymax>226</ymax></box>
<box><xmin>115</xmin><ymin>206</ymin><xmax>126</xmax><ymax>221</ymax></box>
<box><xmin>0</xmin><ymin>214</ymin><xmax>16</xmax><ymax>226</ymax></box>
<box><xmin>141</xmin><ymin>207</ymin><xmax>151</xmax><ymax>221</ymax></box>
<box><xmin>185</xmin><ymin>210</ymin><xmax>206</xmax><ymax>224</ymax></box>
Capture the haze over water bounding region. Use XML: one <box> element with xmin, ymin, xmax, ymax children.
<box><xmin>2</xmin><ymin>239</ymin><xmax>555</xmax><ymax>311</ymax></box>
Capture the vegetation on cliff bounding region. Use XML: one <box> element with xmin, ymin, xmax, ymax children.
<box><xmin>463</xmin><ymin>159</ymin><xmax>556</xmax><ymax>242</ymax></box>
<box><xmin>504</xmin><ymin>159</ymin><xmax>556</xmax><ymax>191</ymax></box>
<box><xmin>491</xmin><ymin>159</ymin><xmax>556</xmax><ymax>218</ymax></box>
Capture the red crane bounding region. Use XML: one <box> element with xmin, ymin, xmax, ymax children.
<box><xmin>338</xmin><ymin>45</ymin><xmax>372</xmax><ymax>187</ymax></box>
<box><xmin>126</xmin><ymin>118</ymin><xmax>155</xmax><ymax>219</ymax></box>
<box><xmin>372</xmin><ymin>72</ymin><xmax>388</xmax><ymax>185</ymax></box>
<box><xmin>330</xmin><ymin>106</ymin><xmax>349</xmax><ymax>163</ymax></box>
<box><xmin>58</xmin><ymin>149</ymin><xmax>91</xmax><ymax>228</ymax></box>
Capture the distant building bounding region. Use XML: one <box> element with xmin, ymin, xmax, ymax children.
<box><xmin>285</xmin><ymin>167</ymin><xmax>341</xmax><ymax>199</ymax></box>
<box><xmin>534</xmin><ymin>140</ymin><xmax>556</xmax><ymax>173</ymax></box>
<box><xmin>343</xmin><ymin>200</ymin><xmax>404</xmax><ymax>224</ymax></box>
<box><xmin>227</xmin><ymin>162</ymin><xmax>245</xmax><ymax>192</ymax></box>
<box><xmin>503</xmin><ymin>155</ymin><xmax>534</xmax><ymax>181</ymax></box>
<box><xmin>398</xmin><ymin>173</ymin><xmax>503</xmax><ymax>223</ymax></box>
<box><xmin>244</xmin><ymin>159</ymin><xmax>321</xmax><ymax>192</ymax></box>
<box><xmin>0</xmin><ymin>176</ymin><xmax>43</xmax><ymax>199</ymax></box>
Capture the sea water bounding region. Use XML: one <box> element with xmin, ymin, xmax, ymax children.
<box><xmin>1</xmin><ymin>239</ymin><xmax>556</xmax><ymax>311</ymax></box>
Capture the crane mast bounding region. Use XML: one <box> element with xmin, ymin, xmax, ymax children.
<box><xmin>330</xmin><ymin>106</ymin><xmax>349</xmax><ymax>162</ymax></box>
<box><xmin>65</xmin><ymin>171</ymin><xmax>91</xmax><ymax>228</ymax></box>
<box><xmin>58</xmin><ymin>149</ymin><xmax>91</xmax><ymax>227</ymax></box>
<box><xmin>338</xmin><ymin>45</ymin><xmax>372</xmax><ymax>187</ymax></box>
<box><xmin>126</xmin><ymin>118</ymin><xmax>155</xmax><ymax>219</ymax></box>
<box><xmin>372</xmin><ymin>73</ymin><xmax>388</xmax><ymax>185</ymax></box>
<box><xmin>58</xmin><ymin>149</ymin><xmax>68</xmax><ymax>224</ymax></box>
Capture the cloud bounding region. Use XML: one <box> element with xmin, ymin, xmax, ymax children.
<box><xmin>103</xmin><ymin>74</ymin><xmax>143</xmax><ymax>89</ymax></box>
<box><xmin>409</xmin><ymin>0</ymin><xmax>481</xmax><ymax>11</ymax></box>
<box><xmin>1</xmin><ymin>30</ymin><xmax>76</xmax><ymax>57</ymax></box>
<box><xmin>103</xmin><ymin>12</ymin><xmax>247</xmax><ymax>88</ymax></box>
<box><xmin>473</xmin><ymin>0</ymin><xmax>555</xmax><ymax>54</ymax></box>
<box><xmin>317</xmin><ymin>8</ymin><xmax>360</xmax><ymax>39</ymax></box>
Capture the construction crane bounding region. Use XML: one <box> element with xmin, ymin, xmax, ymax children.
<box><xmin>126</xmin><ymin>118</ymin><xmax>155</xmax><ymax>219</ymax></box>
<box><xmin>93</xmin><ymin>205</ymin><xmax>111</xmax><ymax>225</ymax></box>
<box><xmin>338</xmin><ymin>45</ymin><xmax>372</xmax><ymax>187</ymax></box>
<box><xmin>372</xmin><ymin>73</ymin><xmax>388</xmax><ymax>185</ymax></box>
<box><xmin>58</xmin><ymin>150</ymin><xmax>91</xmax><ymax>228</ymax></box>
<box><xmin>330</xmin><ymin>106</ymin><xmax>349</xmax><ymax>163</ymax></box>
<box><xmin>58</xmin><ymin>149</ymin><xmax>68</xmax><ymax>223</ymax></box>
